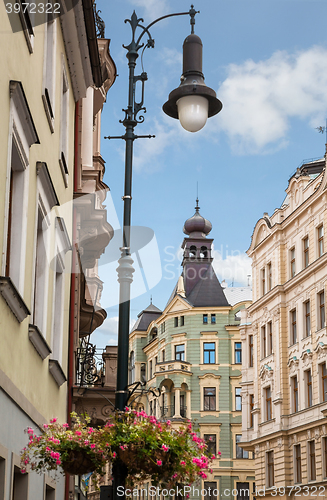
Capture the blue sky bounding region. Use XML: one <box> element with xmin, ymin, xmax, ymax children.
<box><xmin>92</xmin><ymin>0</ymin><xmax>327</xmax><ymax>347</ymax></box>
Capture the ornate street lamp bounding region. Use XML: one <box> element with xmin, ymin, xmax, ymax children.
<box><xmin>104</xmin><ymin>6</ymin><xmax>222</xmax><ymax>499</ymax></box>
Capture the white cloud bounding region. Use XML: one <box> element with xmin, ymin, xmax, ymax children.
<box><xmin>216</xmin><ymin>46</ymin><xmax>327</xmax><ymax>154</ymax></box>
<box><xmin>127</xmin><ymin>0</ymin><xmax>171</xmax><ymax>22</ymax></box>
<box><xmin>91</xmin><ymin>315</ymin><xmax>137</xmax><ymax>349</ymax></box>
<box><xmin>212</xmin><ymin>249</ymin><xmax>252</xmax><ymax>286</ymax></box>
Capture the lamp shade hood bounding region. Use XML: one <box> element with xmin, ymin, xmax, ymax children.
<box><xmin>163</xmin><ymin>33</ymin><xmax>222</xmax><ymax>126</ymax></box>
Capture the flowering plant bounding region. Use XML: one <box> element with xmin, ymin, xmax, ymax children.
<box><xmin>20</xmin><ymin>412</ymin><xmax>108</xmax><ymax>485</ymax></box>
<box><xmin>21</xmin><ymin>408</ymin><xmax>220</xmax><ymax>489</ymax></box>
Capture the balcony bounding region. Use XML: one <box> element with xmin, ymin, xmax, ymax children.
<box><xmin>156</xmin><ymin>360</ymin><xmax>192</xmax><ymax>376</ymax></box>
<box><xmin>160</xmin><ymin>405</ymin><xmax>187</xmax><ymax>419</ymax></box>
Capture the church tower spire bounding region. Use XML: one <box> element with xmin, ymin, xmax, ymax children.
<box><xmin>181</xmin><ymin>199</ymin><xmax>214</xmax><ymax>296</ymax></box>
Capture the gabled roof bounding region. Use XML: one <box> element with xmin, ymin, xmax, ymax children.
<box><xmin>223</xmin><ymin>286</ymin><xmax>252</xmax><ymax>306</ymax></box>
<box><xmin>187</xmin><ymin>265</ymin><xmax>230</xmax><ymax>307</ymax></box>
<box><xmin>130</xmin><ymin>303</ymin><xmax>162</xmax><ymax>333</ymax></box>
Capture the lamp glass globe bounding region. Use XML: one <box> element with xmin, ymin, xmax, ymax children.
<box><xmin>177</xmin><ymin>95</ymin><xmax>209</xmax><ymax>132</ymax></box>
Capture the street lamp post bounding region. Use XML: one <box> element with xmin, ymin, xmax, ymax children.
<box><xmin>104</xmin><ymin>5</ymin><xmax>222</xmax><ymax>498</ymax></box>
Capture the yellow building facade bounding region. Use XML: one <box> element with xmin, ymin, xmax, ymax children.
<box><xmin>0</xmin><ymin>3</ymin><xmax>113</xmax><ymax>499</ymax></box>
<box><xmin>241</xmin><ymin>156</ymin><xmax>327</xmax><ymax>499</ymax></box>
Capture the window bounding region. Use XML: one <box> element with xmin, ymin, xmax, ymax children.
<box><xmin>303</xmin><ymin>236</ymin><xmax>309</xmax><ymax>268</ymax></box>
<box><xmin>294</xmin><ymin>444</ymin><xmax>302</xmax><ymax>483</ymax></box>
<box><xmin>267</xmin><ymin>321</ymin><xmax>273</xmax><ymax>355</ymax></box>
<box><xmin>161</xmin><ymin>322</ymin><xmax>165</xmax><ymax>333</ymax></box>
<box><xmin>267</xmin><ymin>451</ymin><xmax>274</xmax><ymax>488</ymax></box>
<box><xmin>249</xmin><ymin>335</ymin><xmax>253</xmax><ymax>367</ymax></box>
<box><xmin>203</xmin><ymin>342</ymin><xmax>215</xmax><ymax>364</ymax></box>
<box><xmin>211</xmin><ymin>314</ymin><xmax>216</xmax><ymax>324</ymax></box>
<box><xmin>154</xmin><ymin>356</ymin><xmax>157</xmax><ymax>365</ymax></box>
<box><xmin>140</xmin><ymin>363</ymin><xmax>146</xmax><ymax>382</ymax></box>
<box><xmin>261</xmin><ymin>268</ymin><xmax>266</xmax><ymax>295</ymax></box>
<box><xmin>309</xmin><ymin>440</ymin><xmax>316</xmax><ymax>481</ymax></box>
<box><xmin>291</xmin><ymin>376</ymin><xmax>298</xmax><ymax>413</ymax></box>
<box><xmin>175</xmin><ymin>344</ymin><xmax>185</xmax><ymax>361</ymax></box>
<box><xmin>204</xmin><ymin>387</ymin><xmax>216</xmax><ymax>411</ymax></box>
<box><xmin>42</xmin><ymin>16</ymin><xmax>56</xmax><ymax>132</ymax></box>
<box><xmin>249</xmin><ymin>394</ymin><xmax>254</xmax><ymax>428</ymax></box>
<box><xmin>203</xmin><ymin>482</ymin><xmax>217</xmax><ymax>500</ymax></box>
<box><xmin>33</xmin><ymin>206</ymin><xmax>50</xmax><ymax>335</ymax></box>
<box><xmin>162</xmin><ymin>349</ymin><xmax>165</xmax><ymax>363</ymax></box>
<box><xmin>290</xmin><ymin>309</ymin><xmax>297</xmax><ymax>345</ymax></box>
<box><xmin>0</xmin><ymin>456</ymin><xmax>5</xmax><ymax>500</ymax></box>
<box><xmin>149</xmin><ymin>360</ymin><xmax>152</xmax><ymax>379</ymax></box>
<box><xmin>305</xmin><ymin>370</ymin><xmax>312</xmax><ymax>408</ymax></box>
<box><xmin>290</xmin><ymin>247</ymin><xmax>296</xmax><ymax>277</ymax></box>
<box><xmin>236</xmin><ymin>482</ymin><xmax>250</xmax><ymax>500</ymax></box>
<box><xmin>267</xmin><ymin>262</ymin><xmax>272</xmax><ymax>291</ymax></box>
<box><xmin>203</xmin><ymin>314</ymin><xmax>208</xmax><ymax>324</ymax></box>
<box><xmin>235</xmin><ymin>387</ymin><xmax>242</xmax><ymax>411</ymax></box>
<box><xmin>304</xmin><ymin>300</ymin><xmax>311</xmax><ymax>337</ymax></box>
<box><xmin>59</xmin><ymin>66</ymin><xmax>69</xmax><ymax>185</ymax></box>
<box><xmin>318</xmin><ymin>225</ymin><xmax>324</xmax><ymax>257</ymax></box>
<box><xmin>236</xmin><ymin>435</ymin><xmax>249</xmax><ymax>459</ymax></box>
<box><xmin>4</xmin><ymin>83</ymin><xmax>39</xmax><ymax>296</ymax></box>
<box><xmin>129</xmin><ymin>351</ymin><xmax>135</xmax><ymax>384</ymax></box>
<box><xmin>323</xmin><ymin>436</ymin><xmax>327</xmax><ymax>478</ymax></box>
<box><xmin>265</xmin><ymin>387</ymin><xmax>272</xmax><ymax>421</ymax></box>
<box><xmin>261</xmin><ymin>325</ymin><xmax>266</xmax><ymax>358</ymax></box>
<box><xmin>235</xmin><ymin>342</ymin><xmax>242</xmax><ymax>364</ymax></box>
<box><xmin>318</xmin><ymin>291</ymin><xmax>325</xmax><ymax>330</ymax></box>
<box><xmin>322</xmin><ymin>363</ymin><xmax>327</xmax><ymax>402</ymax></box>
<box><xmin>180</xmin><ymin>315</ymin><xmax>184</xmax><ymax>327</ymax></box>
<box><xmin>45</xmin><ymin>484</ymin><xmax>55</xmax><ymax>500</ymax></box>
<box><xmin>13</xmin><ymin>464</ymin><xmax>28</xmax><ymax>500</ymax></box>
<box><xmin>174</xmin><ymin>316</ymin><xmax>178</xmax><ymax>327</ymax></box>
<box><xmin>204</xmin><ymin>434</ymin><xmax>216</xmax><ymax>456</ymax></box>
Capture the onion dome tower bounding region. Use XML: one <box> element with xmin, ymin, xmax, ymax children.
<box><xmin>181</xmin><ymin>199</ymin><xmax>229</xmax><ymax>306</ymax></box>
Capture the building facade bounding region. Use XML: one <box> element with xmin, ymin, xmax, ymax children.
<box><xmin>129</xmin><ymin>204</ymin><xmax>254</xmax><ymax>499</ymax></box>
<box><xmin>0</xmin><ymin>3</ymin><xmax>115</xmax><ymax>499</ymax></box>
<box><xmin>240</xmin><ymin>157</ymin><xmax>327</xmax><ymax>498</ymax></box>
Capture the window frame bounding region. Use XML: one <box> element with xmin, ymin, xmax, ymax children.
<box><xmin>203</xmin><ymin>314</ymin><xmax>208</xmax><ymax>324</ymax></box>
<box><xmin>261</xmin><ymin>325</ymin><xmax>267</xmax><ymax>358</ymax></box>
<box><xmin>204</xmin><ymin>434</ymin><xmax>216</xmax><ymax>457</ymax></box>
<box><xmin>291</xmin><ymin>375</ymin><xmax>298</xmax><ymax>413</ymax></box>
<box><xmin>318</xmin><ymin>225</ymin><xmax>324</xmax><ymax>258</ymax></box>
<box><xmin>236</xmin><ymin>434</ymin><xmax>249</xmax><ymax>459</ymax></box>
<box><xmin>267</xmin><ymin>321</ymin><xmax>273</xmax><ymax>355</ymax></box>
<box><xmin>249</xmin><ymin>335</ymin><xmax>254</xmax><ymax>367</ymax></box>
<box><xmin>235</xmin><ymin>387</ymin><xmax>242</xmax><ymax>411</ymax></box>
<box><xmin>203</xmin><ymin>387</ymin><xmax>216</xmax><ymax>411</ymax></box>
<box><xmin>265</xmin><ymin>387</ymin><xmax>272</xmax><ymax>421</ymax></box>
<box><xmin>234</xmin><ymin>342</ymin><xmax>242</xmax><ymax>364</ymax></box>
<box><xmin>290</xmin><ymin>309</ymin><xmax>297</xmax><ymax>345</ymax></box>
<box><xmin>294</xmin><ymin>444</ymin><xmax>302</xmax><ymax>484</ymax></box>
<box><xmin>266</xmin><ymin>451</ymin><xmax>274</xmax><ymax>488</ymax></box>
<box><xmin>249</xmin><ymin>394</ymin><xmax>254</xmax><ymax>428</ymax></box>
<box><xmin>304</xmin><ymin>300</ymin><xmax>311</xmax><ymax>338</ymax></box>
<box><xmin>175</xmin><ymin>344</ymin><xmax>185</xmax><ymax>361</ymax></box>
<box><xmin>290</xmin><ymin>247</ymin><xmax>296</xmax><ymax>278</ymax></box>
<box><xmin>308</xmin><ymin>440</ymin><xmax>316</xmax><ymax>481</ymax></box>
<box><xmin>211</xmin><ymin>314</ymin><xmax>216</xmax><ymax>324</ymax></box>
<box><xmin>203</xmin><ymin>342</ymin><xmax>216</xmax><ymax>364</ymax></box>
<box><xmin>318</xmin><ymin>290</ymin><xmax>325</xmax><ymax>330</ymax></box>
<box><xmin>303</xmin><ymin>236</ymin><xmax>309</xmax><ymax>269</ymax></box>
<box><xmin>305</xmin><ymin>369</ymin><xmax>312</xmax><ymax>408</ymax></box>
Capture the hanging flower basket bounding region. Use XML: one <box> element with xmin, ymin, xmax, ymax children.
<box><xmin>21</xmin><ymin>409</ymin><xmax>219</xmax><ymax>490</ymax></box>
<box><xmin>61</xmin><ymin>449</ymin><xmax>98</xmax><ymax>475</ymax></box>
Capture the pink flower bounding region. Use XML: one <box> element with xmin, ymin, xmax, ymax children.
<box><xmin>120</xmin><ymin>445</ymin><xmax>125</xmax><ymax>451</ymax></box>
<box><xmin>50</xmin><ymin>418</ymin><xmax>57</xmax><ymax>423</ymax></box>
<box><xmin>157</xmin><ymin>460</ymin><xmax>162</xmax><ymax>466</ymax></box>
<box><xmin>46</xmin><ymin>447</ymin><xmax>51</xmax><ymax>452</ymax></box>
<box><xmin>112</xmin><ymin>452</ymin><xmax>116</xmax><ymax>458</ymax></box>
<box><xmin>43</xmin><ymin>424</ymin><xmax>48</xmax><ymax>429</ymax></box>
<box><xmin>211</xmin><ymin>455</ymin><xmax>215</xmax><ymax>459</ymax></box>
<box><xmin>56</xmin><ymin>459</ymin><xmax>61</xmax><ymax>465</ymax></box>
<box><xmin>75</xmin><ymin>431</ymin><xmax>82</xmax><ymax>436</ymax></box>
<box><xmin>90</xmin><ymin>444</ymin><xmax>96</xmax><ymax>449</ymax></box>
<box><xmin>62</xmin><ymin>423</ymin><xmax>69</xmax><ymax>428</ymax></box>
<box><xmin>172</xmin><ymin>473</ymin><xmax>178</xmax><ymax>479</ymax></box>
<box><xmin>218</xmin><ymin>451</ymin><xmax>221</xmax><ymax>455</ymax></box>
<box><xmin>27</xmin><ymin>427</ymin><xmax>34</xmax><ymax>435</ymax></box>
<box><xmin>180</xmin><ymin>461</ymin><xmax>186</xmax><ymax>466</ymax></box>
<box><xmin>84</xmin><ymin>440</ymin><xmax>90</xmax><ymax>446</ymax></box>
<box><xmin>162</xmin><ymin>444</ymin><xmax>169</xmax><ymax>452</ymax></box>
<box><xmin>166</xmin><ymin>420</ymin><xmax>171</xmax><ymax>426</ymax></box>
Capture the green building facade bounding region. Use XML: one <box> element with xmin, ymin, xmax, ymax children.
<box><xmin>129</xmin><ymin>203</ymin><xmax>254</xmax><ymax>500</ymax></box>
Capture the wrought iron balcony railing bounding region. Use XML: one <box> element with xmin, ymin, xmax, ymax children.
<box><xmin>75</xmin><ymin>338</ymin><xmax>105</xmax><ymax>387</ymax></box>
<box><xmin>160</xmin><ymin>405</ymin><xmax>187</xmax><ymax>419</ymax></box>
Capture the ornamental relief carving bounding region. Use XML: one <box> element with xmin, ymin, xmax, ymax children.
<box><xmin>277</xmin><ymin>437</ymin><xmax>283</xmax><ymax>449</ymax></box>
<box><xmin>255</xmin><ymin>445</ymin><xmax>260</xmax><ymax>456</ymax></box>
<box><xmin>259</xmin><ymin>364</ymin><xmax>274</xmax><ymax>387</ymax></box>
<box><xmin>272</xmin><ymin>307</ymin><xmax>280</xmax><ymax>318</ymax></box>
<box><xmin>315</xmin><ymin>343</ymin><xmax>327</xmax><ymax>361</ymax></box>
<box><xmin>287</xmin><ymin>356</ymin><xmax>299</xmax><ymax>376</ymax></box>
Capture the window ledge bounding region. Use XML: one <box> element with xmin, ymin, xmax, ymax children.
<box><xmin>0</xmin><ymin>276</ymin><xmax>30</xmax><ymax>323</ymax></box>
<box><xmin>29</xmin><ymin>324</ymin><xmax>52</xmax><ymax>360</ymax></box>
<box><xmin>49</xmin><ymin>359</ymin><xmax>67</xmax><ymax>387</ymax></box>
<box><xmin>59</xmin><ymin>156</ymin><xmax>68</xmax><ymax>188</ymax></box>
<box><xmin>42</xmin><ymin>93</ymin><xmax>54</xmax><ymax>133</ymax></box>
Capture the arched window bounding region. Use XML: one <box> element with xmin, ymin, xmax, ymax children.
<box><xmin>129</xmin><ymin>351</ymin><xmax>135</xmax><ymax>384</ymax></box>
<box><xmin>200</xmin><ymin>246</ymin><xmax>208</xmax><ymax>258</ymax></box>
<box><xmin>189</xmin><ymin>245</ymin><xmax>197</xmax><ymax>258</ymax></box>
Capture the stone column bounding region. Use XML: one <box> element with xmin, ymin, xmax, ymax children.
<box><xmin>174</xmin><ymin>388</ymin><xmax>181</xmax><ymax>418</ymax></box>
<box><xmin>186</xmin><ymin>390</ymin><xmax>191</xmax><ymax>419</ymax></box>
